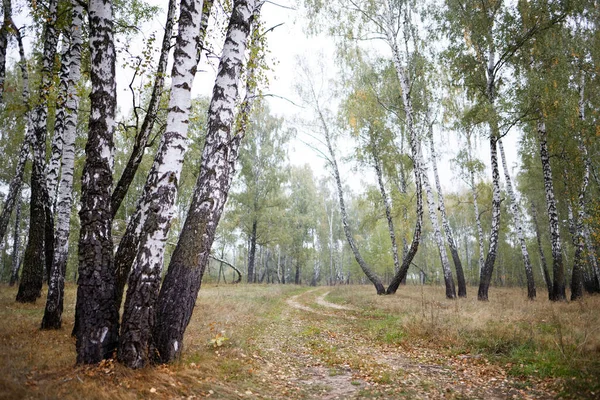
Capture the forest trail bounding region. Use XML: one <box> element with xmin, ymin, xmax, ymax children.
<box><xmin>252</xmin><ymin>287</ymin><xmax>557</xmax><ymax>399</ymax></box>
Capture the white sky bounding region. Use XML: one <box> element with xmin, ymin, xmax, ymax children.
<box><xmin>4</xmin><ymin>0</ymin><xmax>523</xmax><ymax>197</ymax></box>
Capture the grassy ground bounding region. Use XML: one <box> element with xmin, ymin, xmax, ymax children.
<box><xmin>0</xmin><ymin>283</ymin><xmax>598</xmax><ymax>399</ymax></box>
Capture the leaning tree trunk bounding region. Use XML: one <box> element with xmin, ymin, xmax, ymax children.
<box><xmin>118</xmin><ymin>0</ymin><xmax>207</xmax><ymax>369</ymax></box>
<box><xmin>498</xmin><ymin>139</ymin><xmax>536</xmax><ymax>299</ymax></box>
<box><xmin>153</xmin><ymin>0</ymin><xmax>260</xmax><ymax>364</ymax></box>
<box><xmin>17</xmin><ymin>0</ymin><xmax>59</xmax><ymax>303</ymax></box>
<box><xmin>420</xmin><ymin>147</ymin><xmax>456</xmax><ymax>299</ymax></box>
<box><xmin>110</xmin><ymin>0</ymin><xmax>180</xmax><ymax>216</ymax></box>
<box><xmin>371</xmin><ymin>143</ymin><xmax>401</xmax><ymax>284</ymax></box>
<box><xmin>428</xmin><ymin>121</ymin><xmax>466</xmax><ymax>297</ymax></box>
<box><xmin>386</xmin><ymin>39</ymin><xmax>424</xmax><ymax>295</ymax></box>
<box><xmin>74</xmin><ymin>0</ymin><xmax>118</xmax><ymax>364</ymax></box>
<box><xmin>41</xmin><ymin>0</ymin><xmax>83</xmax><ymax>330</ymax></box>
<box><xmin>530</xmin><ymin>202</ymin><xmax>553</xmax><ymax>297</ymax></box>
<box><xmin>537</xmin><ymin>119</ymin><xmax>565</xmax><ymax>301</ymax></box>
<box><xmin>321</xmin><ymin>111</ymin><xmax>385</xmax><ymax>294</ymax></box>
<box><xmin>9</xmin><ymin>191</ymin><xmax>21</xmax><ymax>286</ymax></box>
<box><xmin>112</xmin><ymin>0</ymin><xmax>213</xmax><ymax>309</ymax></box>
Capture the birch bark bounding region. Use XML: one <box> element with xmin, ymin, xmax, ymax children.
<box><xmin>537</xmin><ymin>119</ymin><xmax>565</xmax><ymax>301</ymax></box>
<box><xmin>74</xmin><ymin>0</ymin><xmax>118</xmax><ymax>363</ymax></box>
<box><xmin>153</xmin><ymin>0</ymin><xmax>261</xmax><ymax>363</ymax></box>
<box><xmin>113</xmin><ymin>0</ymin><xmax>213</xmax><ymax>309</ymax></box>
<box><xmin>110</xmin><ymin>0</ymin><xmax>180</xmax><ymax>216</ymax></box>
<box><xmin>467</xmin><ymin>135</ymin><xmax>486</xmax><ymax>277</ymax></box>
<box><xmin>498</xmin><ymin>139</ymin><xmax>536</xmax><ymax>299</ymax></box>
<box><xmin>118</xmin><ymin>0</ymin><xmax>207</xmax><ymax>368</ymax></box>
<box><xmin>8</xmin><ymin>191</ymin><xmax>21</xmax><ymax>286</ymax></box>
<box><xmin>42</xmin><ymin>0</ymin><xmax>83</xmax><ymax>329</ymax></box>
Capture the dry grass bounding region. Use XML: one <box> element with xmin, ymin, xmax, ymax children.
<box><xmin>329</xmin><ymin>285</ymin><xmax>600</xmax><ymax>394</ymax></box>
<box><xmin>0</xmin><ymin>283</ymin><xmax>302</xmax><ymax>400</ymax></box>
<box><xmin>0</xmin><ymin>283</ymin><xmax>598</xmax><ymax>399</ymax></box>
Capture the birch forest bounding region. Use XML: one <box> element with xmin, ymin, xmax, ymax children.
<box><xmin>0</xmin><ymin>0</ymin><xmax>600</xmax><ymax>398</ymax></box>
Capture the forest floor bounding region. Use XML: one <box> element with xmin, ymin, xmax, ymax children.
<box><xmin>0</xmin><ymin>283</ymin><xmax>599</xmax><ymax>399</ymax></box>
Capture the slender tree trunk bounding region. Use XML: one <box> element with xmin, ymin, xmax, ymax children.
<box><xmin>41</xmin><ymin>0</ymin><xmax>83</xmax><ymax>330</ymax></box>
<box><xmin>110</xmin><ymin>0</ymin><xmax>180</xmax><ymax>216</ymax></box>
<box><xmin>321</xmin><ymin>112</ymin><xmax>385</xmax><ymax>294</ymax></box>
<box><xmin>152</xmin><ymin>0</ymin><xmax>260</xmax><ymax>363</ymax></box>
<box><xmin>583</xmin><ymin>223</ymin><xmax>600</xmax><ymax>291</ymax></box>
<box><xmin>9</xmin><ymin>191</ymin><xmax>21</xmax><ymax>286</ymax></box>
<box><xmin>119</xmin><ymin>0</ymin><xmax>208</xmax><ymax>369</ymax></box>
<box><xmin>477</xmin><ymin>46</ymin><xmax>502</xmax><ymax>302</ymax></box>
<box><xmin>74</xmin><ymin>0</ymin><xmax>118</xmax><ymax>363</ymax></box>
<box><xmin>467</xmin><ymin>135</ymin><xmax>486</xmax><ymax>277</ymax></box>
<box><xmin>537</xmin><ymin>119</ymin><xmax>565</xmax><ymax>301</ymax></box>
<box><xmin>570</xmin><ymin>77</ymin><xmax>590</xmax><ymax>301</ymax></box>
<box><xmin>498</xmin><ymin>139</ymin><xmax>535</xmax><ymax>299</ymax></box>
<box><xmin>530</xmin><ymin>202</ymin><xmax>552</xmax><ymax>297</ymax></box>
<box><xmin>372</xmin><ymin>143</ymin><xmax>401</xmax><ymax>284</ymax></box>
<box><xmin>17</xmin><ymin>0</ymin><xmax>59</xmax><ymax>303</ymax></box>
<box><xmin>45</xmin><ymin>36</ymin><xmax>70</xmax><ymax>209</ymax></box>
<box><xmin>428</xmin><ymin>121</ymin><xmax>465</xmax><ymax>297</ymax></box>
<box><xmin>112</xmin><ymin>0</ymin><xmax>213</xmax><ymax>309</ymax></box>
<box><xmin>247</xmin><ymin>218</ymin><xmax>257</xmax><ymax>283</ymax></box>
<box><xmin>295</xmin><ymin>261</ymin><xmax>301</xmax><ymax>284</ymax></box>
<box><xmin>209</xmin><ymin>254</ymin><xmax>241</xmax><ymax>283</ymax></box>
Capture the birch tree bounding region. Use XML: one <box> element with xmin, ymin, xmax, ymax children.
<box><xmin>153</xmin><ymin>0</ymin><xmax>262</xmax><ymax>363</ymax></box>
<box><xmin>17</xmin><ymin>0</ymin><xmax>59</xmax><ymax>303</ymax></box>
<box><xmin>74</xmin><ymin>0</ymin><xmax>118</xmax><ymax>363</ymax></box>
<box><xmin>118</xmin><ymin>0</ymin><xmax>209</xmax><ymax>368</ymax></box>
<box><xmin>41</xmin><ymin>0</ymin><xmax>84</xmax><ymax>329</ymax></box>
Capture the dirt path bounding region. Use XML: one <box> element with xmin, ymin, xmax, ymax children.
<box><xmin>251</xmin><ymin>288</ymin><xmax>557</xmax><ymax>399</ymax></box>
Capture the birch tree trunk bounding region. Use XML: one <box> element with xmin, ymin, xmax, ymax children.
<box><xmin>17</xmin><ymin>0</ymin><xmax>59</xmax><ymax>303</ymax></box>
<box><xmin>468</xmin><ymin>135</ymin><xmax>486</xmax><ymax>277</ymax></box>
<box><xmin>110</xmin><ymin>0</ymin><xmax>180</xmax><ymax>216</ymax></box>
<box><xmin>9</xmin><ymin>191</ymin><xmax>21</xmax><ymax>286</ymax></box>
<box><xmin>247</xmin><ymin>218</ymin><xmax>257</xmax><ymax>283</ymax></box>
<box><xmin>583</xmin><ymin>224</ymin><xmax>600</xmax><ymax>291</ymax></box>
<box><xmin>41</xmin><ymin>0</ymin><xmax>83</xmax><ymax>329</ymax></box>
<box><xmin>113</xmin><ymin>0</ymin><xmax>213</xmax><ymax>309</ymax></box>
<box><xmin>74</xmin><ymin>0</ymin><xmax>118</xmax><ymax>363</ymax></box>
<box><xmin>537</xmin><ymin>119</ymin><xmax>565</xmax><ymax>301</ymax></box>
<box><xmin>498</xmin><ymin>139</ymin><xmax>536</xmax><ymax>299</ymax></box>
<box><xmin>385</xmin><ymin>49</ymin><xmax>423</xmax><ymax>295</ymax></box>
<box><xmin>153</xmin><ymin>0</ymin><xmax>260</xmax><ymax>363</ymax></box>
<box><xmin>530</xmin><ymin>202</ymin><xmax>552</xmax><ymax>297</ymax></box>
<box><xmin>371</xmin><ymin>143</ymin><xmax>401</xmax><ymax>284</ymax></box>
<box><xmin>45</xmin><ymin>36</ymin><xmax>71</xmax><ymax>209</ymax></box>
<box><xmin>477</xmin><ymin>45</ymin><xmax>502</xmax><ymax>302</ymax></box>
<box><xmin>0</xmin><ymin>17</ymin><xmax>30</xmax><ymax>253</ymax></box>
<box><xmin>570</xmin><ymin>77</ymin><xmax>590</xmax><ymax>301</ymax></box>
<box><xmin>428</xmin><ymin>122</ymin><xmax>466</xmax><ymax>297</ymax></box>
<box><xmin>118</xmin><ymin>0</ymin><xmax>207</xmax><ymax>368</ymax></box>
